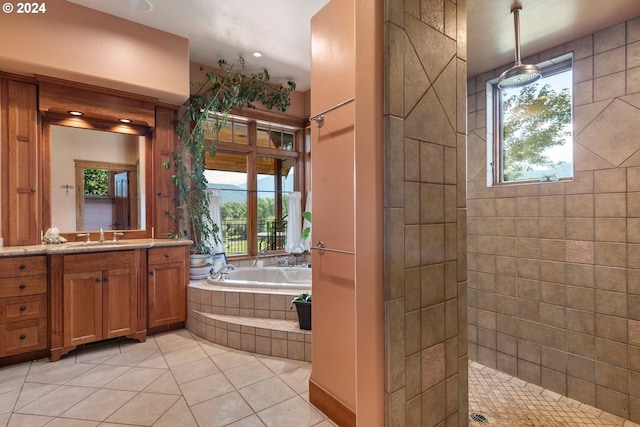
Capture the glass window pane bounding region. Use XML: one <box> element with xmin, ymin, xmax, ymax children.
<box><xmin>256</xmin><ymin>156</ymin><xmax>295</xmax><ymax>252</ymax></box>
<box><xmin>234</xmin><ymin>123</ymin><xmax>248</xmax><ymax>145</ymax></box>
<box><xmin>204</xmin><ymin>152</ymin><xmax>248</xmax><ymax>255</ymax></box>
<box><xmin>499</xmin><ymin>65</ymin><xmax>573</xmax><ymax>183</ymax></box>
<box><xmin>282</xmin><ymin>132</ymin><xmax>294</xmax><ymax>151</ymax></box>
<box><xmin>217</xmin><ymin>122</ymin><xmax>233</xmax><ymax>143</ymax></box>
<box><xmin>257</xmin><ymin>128</ymin><xmax>269</xmax><ymax>147</ymax></box>
<box><xmin>270</xmin><ymin>130</ymin><xmax>282</xmax><ymax>148</ymax></box>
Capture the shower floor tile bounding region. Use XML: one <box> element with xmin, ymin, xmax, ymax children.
<box><xmin>469</xmin><ymin>361</ymin><xmax>640</xmax><ymax>427</ymax></box>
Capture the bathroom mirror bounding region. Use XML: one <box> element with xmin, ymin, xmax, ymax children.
<box><xmin>49</xmin><ymin>124</ymin><xmax>147</xmax><ymax>233</ymax></box>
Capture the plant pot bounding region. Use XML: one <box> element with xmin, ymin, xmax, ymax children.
<box><xmin>293</xmin><ymin>301</ymin><xmax>312</xmax><ymax>330</ymax></box>
<box><xmin>190</xmin><ymin>254</ymin><xmax>212</xmax><ymax>280</ymax></box>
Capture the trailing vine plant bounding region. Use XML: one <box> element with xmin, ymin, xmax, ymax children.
<box><xmin>169</xmin><ymin>57</ymin><xmax>296</xmax><ymax>254</ymax></box>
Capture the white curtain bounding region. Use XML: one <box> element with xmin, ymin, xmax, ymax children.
<box><xmin>286</xmin><ymin>191</ymin><xmax>303</xmax><ymax>254</ymax></box>
<box><xmin>302</xmin><ymin>191</ymin><xmax>312</xmax><ymax>252</ymax></box>
<box><xmin>207</xmin><ymin>189</ymin><xmax>225</xmax><ymax>254</ymax></box>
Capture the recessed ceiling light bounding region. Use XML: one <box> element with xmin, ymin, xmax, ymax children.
<box><xmin>68</xmin><ymin>111</ymin><xmax>83</xmax><ymax>116</ymax></box>
<box><xmin>122</xmin><ymin>0</ymin><xmax>152</xmax><ymax>12</ymax></box>
<box><xmin>252</xmin><ymin>51</ymin><xmax>263</xmax><ymax>58</ymax></box>
<box><xmin>118</xmin><ymin>118</ymin><xmax>133</xmax><ymax>124</ymax></box>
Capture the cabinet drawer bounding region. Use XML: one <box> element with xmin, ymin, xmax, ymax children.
<box><xmin>149</xmin><ymin>246</ymin><xmax>185</xmax><ymax>265</ymax></box>
<box><xmin>0</xmin><ymin>318</ymin><xmax>47</xmax><ymax>357</ymax></box>
<box><xmin>0</xmin><ymin>256</ymin><xmax>46</xmax><ymax>278</ymax></box>
<box><xmin>0</xmin><ymin>294</ymin><xmax>47</xmax><ymax>323</ymax></box>
<box><xmin>0</xmin><ymin>275</ymin><xmax>47</xmax><ymax>298</ymax></box>
<box><xmin>64</xmin><ymin>251</ymin><xmax>135</xmax><ymax>273</ymax></box>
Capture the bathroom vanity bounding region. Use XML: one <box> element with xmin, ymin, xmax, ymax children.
<box><xmin>0</xmin><ymin>73</ymin><xmax>190</xmax><ymax>365</ymax></box>
<box><xmin>0</xmin><ymin>239</ymin><xmax>190</xmax><ymax>364</ymax></box>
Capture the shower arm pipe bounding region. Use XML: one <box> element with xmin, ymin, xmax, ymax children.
<box><xmin>309</xmin><ymin>97</ymin><xmax>355</xmax><ymax>128</ymax></box>
<box><xmin>512</xmin><ymin>6</ymin><xmax>523</xmax><ymax>65</ymax></box>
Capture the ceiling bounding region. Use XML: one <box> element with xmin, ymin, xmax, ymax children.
<box><xmin>68</xmin><ymin>0</ymin><xmax>640</xmax><ymax>90</ymax></box>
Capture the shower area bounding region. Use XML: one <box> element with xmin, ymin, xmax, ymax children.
<box><xmin>382</xmin><ymin>0</ymin><xmax>640</xmax><ymax>425</ymax></box>
<box><xmin>466</xmin><ymin>15</ymin><xmax>640</xmax><ymax>427</ymax></box>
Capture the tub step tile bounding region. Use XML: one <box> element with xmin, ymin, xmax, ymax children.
<box><xmin>189</xmin><ymin>311</ymin><xmax>311</xmax><ymax>362</ymax></box>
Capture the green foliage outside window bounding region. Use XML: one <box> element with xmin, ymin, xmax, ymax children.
<box><xmin>501</xmin><ymin>76</ymin><xmax>572</xmax><ymax>182</ymax></box>
<box><xmin>84</xmin><ymin>169</ymin><xmax>109</xmax><ymax>196</ymax></box>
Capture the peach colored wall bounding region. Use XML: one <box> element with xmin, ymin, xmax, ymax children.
<box><xmin>310</xmin><ymin>0</ymin><xmax>357</xmax><ymax>412</ymax></box>
<box><xmin>353</xmin><ymin>2</ymin><xmax>384</xmax><ymax>425</ymax></box>
<box><xmin>310</xmin><ymin>0</ymin><xmax>384</xmax><ymax>425</ymax></box>
<box><xmin>0</xmin><ymin>1</ymin><xmax>189</xmax><ymax>105</ymax></box>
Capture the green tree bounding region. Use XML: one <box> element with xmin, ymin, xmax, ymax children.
<box><xmin>502</xmin><ymin>83</ymin><xmax>571</xmax><ymax>181</ymax></box>
<box><xmin>84</xmin><ymin>169</ymin><xmax>109</xmax><ymax>196</ymax></box>
<box><xmin>220</xmin><ymin>202</ymin><xmax>247</xmax><ymax>220</ymax></box>
<box><xmin>257</xmin><ymin>197</ymin><xmax>275</xmax><ymax>221</ymax></box>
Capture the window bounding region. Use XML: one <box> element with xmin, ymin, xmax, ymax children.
<box><xmin>490</xmin><ymin>54</ymin><xmax>573</xmax><ymax>184</ymax></box>
<box><xmin>203</xmin><ymin>116</ymin><xmax>302</xmax><ymax>257</ymax></box>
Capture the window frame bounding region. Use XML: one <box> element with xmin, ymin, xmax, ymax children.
<box><xmin>204</xmin><ymin>114</ymin><xmax>304</xmax><ymax>259</ymax></box>
<box><xmin>489</xmin><ymin>53</ymin><xmax>574</xmax><ymax>186</ymax></box>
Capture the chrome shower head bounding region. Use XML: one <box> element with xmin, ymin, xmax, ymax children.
<box><xmin>497</xmin><ymin>5</ymin><xmax>541</xmax><ymax>89</ymax></box>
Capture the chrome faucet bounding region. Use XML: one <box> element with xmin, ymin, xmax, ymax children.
<box><xmin>112</xmin><ymin>231</ymin><xmax>124</xmax><ymax>242</ymax></box>
<box><xmin>98</xmin><ymin>228</ymin><xmax>105</xmax><ymax>243</ymax></box>
<box><xmin>211</xmin><ymin>264</ymin><xmax>236</xmax><ymax>280</ymax></box>
<box><xmin>254</xmin><ymin>249</ymin><xmax>267</xmax><ymax>268</ymax></box>
<box><xmin>76</xmin><ymin>232</ymin><xmax>91</xmax><ymax>243</ymax></box>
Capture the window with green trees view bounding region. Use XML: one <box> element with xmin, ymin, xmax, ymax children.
<box><xmin>203</xmin><ymin>117</ymin><xmax>301</xmax><ymax>256</ymax></box>
<box><xmin>492</xmin><ymin>55</ymin><xmax>573</xmax><ymax>184</ymax></box>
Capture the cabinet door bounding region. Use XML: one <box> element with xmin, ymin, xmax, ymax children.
<box><xmin>103</xmin><ymin>267</ymin><xmax>137</xmax><ymax>339</ymax></box>
<box><xmin>63</xmin><ymin>271</ymin><xmax>102</xmax><ymax>347</ymax></box>
<box><xmin>1</xmin><ymin>80</ymin><xmax>40</xmax><ymax>246</ymax></box>
<box><xmin>148</xmin><ymin>262</ymin><xmax>185</xmax><ymax>328</ymax></box>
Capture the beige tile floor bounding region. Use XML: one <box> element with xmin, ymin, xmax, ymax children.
<box><xmin>5</xmin><ymin>330</ymin><xmax>639</xmax><ymax>427</ymax></box>
<box><xmin>469</xmin><ymin>361</ymin><xmax>640</xmax><ymax>427</ymax></box>
<box><xmin>0</xmin><ymin>329</ymin><xmax>336</xmax><ymax>427</ymax></box>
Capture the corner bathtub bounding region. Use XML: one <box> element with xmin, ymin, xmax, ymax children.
<box><xmin>206</xmin><ymin>266</ymin><xmax>312</xmax><ymax>291</ymax></box>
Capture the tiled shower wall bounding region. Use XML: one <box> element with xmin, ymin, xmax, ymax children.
<box><xmin>384</xmin><ymin>0</ymin><xmax>468</xmax><ymax>426</ymax></box>
<box><xmin>467</xmin><ymin>17</ymin><xmax>640</xmax><ymax>422</ymax></box>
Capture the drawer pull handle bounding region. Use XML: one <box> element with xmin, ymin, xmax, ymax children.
<box><xmin>19</xmin><ymin>265</ymin><xmax>26</xmax><ymax>270</ymax></box>
<box><xmin>150</xmin><ymin>271</ymin><xmax>155</xmax><ymax>276</ymax></box>
<box><xmin>95</xmin><ymin>278</ymin><xmax>101</xmax><ymax>283</ymax></box>
<box><xmin>19</xmin><ymin>284</ymin><xmax>26</xmax><ymax>290</ymax></box>
<box><xmin>104</xmin><ymin>277</ymin><xmax>109</xmax><ymax>282</ymax></box>
<box><xmin>19</xmin><ymin>306</ymin><xmax>26</xmax><ymax>312</ymax></box>
<box><xmin>164</xmin><ymin>253</ymin><xmax>170</xmax><ymax>258</ymax></box>
<box><xmin>20</xmin><ymin>334</ymin><xmax>26</xmax><ymax>340</ymax></box>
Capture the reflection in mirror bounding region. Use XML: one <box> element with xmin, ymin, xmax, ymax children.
<box><xmin>50</xmin><ymin>125</ymin><xmax>146</xmax><ymax>232</ymax></box>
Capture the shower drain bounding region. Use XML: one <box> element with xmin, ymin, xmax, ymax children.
<box><xmin>471</xmin><ymin>413</ymin><xmax>488</xmax><ymax>423</ymax></box>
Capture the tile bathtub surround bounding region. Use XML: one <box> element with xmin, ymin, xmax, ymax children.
<box><xmin>187</xmin><ymin>283</ymin><xmax>312</xmax><ymax>362</ymax></box>
<box><xmin>0</xmin><ymin>329</ymin><xmax>335</xmax><ymax>427</ymax></box>
<box><xmin>467</xmin><ymin>16</ymin><xmax>640</xmax><ymax>423</ymax></box>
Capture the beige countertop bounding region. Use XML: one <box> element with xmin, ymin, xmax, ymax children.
<box><xmin>0</xmin><ymin>238</ymin><xmax>192</xmax><ymax>257</ymax></box>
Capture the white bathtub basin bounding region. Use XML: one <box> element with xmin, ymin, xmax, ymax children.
<box><xmin>206</xmin><ymin>266</ymin><xmax>311</xmax><ymax>290</ymax></box>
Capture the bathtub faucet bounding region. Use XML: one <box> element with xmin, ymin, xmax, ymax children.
<box><xmin>211</xmin><ymin>264</ymin><xmax>236</xmax><ymax>280</ymax></box>
<box><xmin>254</xmin><ymin>249</ymin><xmax>267</xmax><ymax>268</ymax></box>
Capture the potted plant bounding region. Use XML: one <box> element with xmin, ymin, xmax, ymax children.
<box><xmin>169</xmin><ymin>58</ymin><xmax>295</xmax><ymax>275</ymax></box>
<box><xmin>290</xmin><ymin>292</ymin><xmax>312</xmax><ymax>330</ymax></box>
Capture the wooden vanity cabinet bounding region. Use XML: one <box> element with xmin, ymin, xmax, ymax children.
<box><xmin>50</xmin><ymin>250</ymin><xmax>146</xmax><ymax>361</ymax></box>
<box><xmin>147</xmin><ymin>245</ymin><xmax>188</xmax><ymax>331</ymax></box>
<box><xmin>0</xmin><ymin>256</ymin><xmax>48</xmax><ymax>358</ymax></box>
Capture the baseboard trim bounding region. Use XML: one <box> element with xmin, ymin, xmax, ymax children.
<box><xmin>309</xmin><ymin>377</ymin><xmax>356</xmax><ymax>427</ymax></box>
